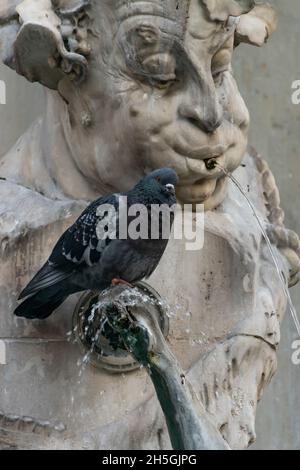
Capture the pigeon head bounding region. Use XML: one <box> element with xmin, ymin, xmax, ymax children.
<box><xmin>143</xmin><ymin>168</ymin><xmax>179</xmax><ymax>198</ymax></box>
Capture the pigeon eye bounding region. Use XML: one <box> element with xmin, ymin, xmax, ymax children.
<box><xmin>165</xmin><ymin>183</ymin><xmax>175</xmax><ymax>194</ymax></box>
<box><xmin>156</xmin><ymin>176</ymin><xmax>161</xmax><ymax>182</ymax></box>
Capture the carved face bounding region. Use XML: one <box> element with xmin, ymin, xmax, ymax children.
<box><xmin>59</xmin><ymin>0</ymin><xmax>249</xmax><ymax>207</ymax></box>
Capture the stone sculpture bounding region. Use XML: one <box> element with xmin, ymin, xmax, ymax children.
<box><xmin>0</xmin><ymin>0</ymin><xmax>299</xmax><ymax>450</ymax></box>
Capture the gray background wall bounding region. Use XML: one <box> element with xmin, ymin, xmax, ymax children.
<box><xmin>0</xmin><ymin>0</ymin><xmax>299</xmax><ymax>450</ymax></box>
<box><xmin>234</xmin><ymin>0</ymin><xmax>300</xmax><ymax>450</ymax></box>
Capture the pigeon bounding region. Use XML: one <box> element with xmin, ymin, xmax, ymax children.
<box><xmin>14</xmin><ymin>168</ymin><xmax>178</xmax><ymax>319</ymax></box>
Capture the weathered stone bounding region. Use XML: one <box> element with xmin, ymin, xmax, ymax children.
<box><xmin>0</xmin><ymin>0</ymin><xmax>299</xmax><ymax>450</ymax></box>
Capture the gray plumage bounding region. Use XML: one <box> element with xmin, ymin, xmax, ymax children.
<box><xmin>14</xmin><ymin>168</ymin><xmax>178</xmax><ymax>319</ymax></box>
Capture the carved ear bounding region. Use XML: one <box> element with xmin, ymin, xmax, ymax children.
<box><xmin>235</xmin><ymin>4</ymin><xmax>278</xmax><ymax>47</ymax></box>
<box><xmin>0</xmin><ymin>0</ymin><xmax>90</xmax><ymax>90</ymax></box>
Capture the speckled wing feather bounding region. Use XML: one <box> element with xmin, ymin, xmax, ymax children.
<box><xmin>18</xmin><ymin>194</ymin><xmax>119</xmax><ymax>299</ymax></box>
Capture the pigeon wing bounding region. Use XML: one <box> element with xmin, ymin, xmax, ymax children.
<box><xmin>19</xmin><ymin>194</ymin><xmax>120</xmax><ymax>299</ymax></box>
<box><xmin>18</xmin><ymin>263</ymin><xmax>74</xmax><ymax>300</ymax></box>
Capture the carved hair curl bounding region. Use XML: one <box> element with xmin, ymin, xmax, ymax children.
<box><xmin>0</xmin><ymin>0</ymin><xmax>91</xmax><ymax>90</ymax></box>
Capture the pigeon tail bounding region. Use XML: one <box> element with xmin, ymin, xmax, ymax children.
<box><xmin>14</xmin><ymin>285</ymin><xmax>68</xmax><ymax>319</ymax></box>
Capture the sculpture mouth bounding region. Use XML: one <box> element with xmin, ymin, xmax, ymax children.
<box><xmin>170</xmin><ymin>140</ymin><xmax>232</xmax><ymax>181</ymax></box>
<box><xmin>204</xmin><ymin>157</ymin><xmax>219</xmax><ymax>170</ymax></box>
<box><xmin>173</xmin><ymin>142</ymin><xmax>229</xmax><ymax>161</ymax></box>
<box><xmin>179</xmin><ymin>151</ymin><xmax>227</xmax><ymax>184</ymax></box>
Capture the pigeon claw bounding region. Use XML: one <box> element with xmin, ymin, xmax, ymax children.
<box><xmin>111</xmin><ymin>278</ymin><xmax>134</xmax><ymax>288</ymax></box>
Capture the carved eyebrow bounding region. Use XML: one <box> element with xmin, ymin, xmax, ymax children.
<box><xmin>189</xmin><ymin>21</ymin><xmax>235</xmax><ymax>41</ymax></box>
<box><xmin>186</xmin><ymin>15</ymin><xmax>238</xmax><ymax>56</ymax></box>
<box><xmin>118</xmin><ymin>18</ymin><xmax>184</xmax><ymax>48</ymax></box>
<box><xmin>186</xmin><ymin>25</ymin><xmax>236</xmax><ymax>60</ymax></box>
<box><xmin>116</xmin><ymin>0</ymin><xmax>188</xmax><ymax>23</ymax></box>
<box><xmin>117</xmin><ymin>2</ymin><xmax>170</xmax><ymax>21</ymax></box>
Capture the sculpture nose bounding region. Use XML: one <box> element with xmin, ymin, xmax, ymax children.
<box><xmin>178</xmin><ymin>103</ymin><xmax>222</xmax><ymax>134</ymax></box>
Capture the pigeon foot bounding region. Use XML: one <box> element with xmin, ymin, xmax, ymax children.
<box><xmin>111</xmin><ymin>278</ymin><xmax>134</xmax><ymax>288</ymax></box>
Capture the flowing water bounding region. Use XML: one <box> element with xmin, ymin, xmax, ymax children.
<box><xmin>72</xmin><ymin>287</ymin><xmax>192</xmax><ymax>376</ymax></box>
<box><xmin>72</xmin><ymin>288</ymin><xmax>166</xmax><ymax>374</ymax></box>
<box><xmin>215</xmin><ymin>161</ymin><xmax>300</xmax><ymax>337</ymax></box>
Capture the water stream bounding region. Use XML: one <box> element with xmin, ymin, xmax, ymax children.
<box><xmin>215</xmin><ymin>161</ymin><xmax>300</xmax><ymax>337</ymax></box>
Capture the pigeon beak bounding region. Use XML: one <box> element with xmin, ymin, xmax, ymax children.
<box><xmin>165</xmin><ymin>183</ymin><xmax>175</xmax><ymax>195</ymax></box>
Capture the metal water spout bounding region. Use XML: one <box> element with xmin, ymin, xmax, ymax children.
<box><xmin>72</xmin><ymin>283</ymin><xmax>228</xmax><ymax>450</ymax></box>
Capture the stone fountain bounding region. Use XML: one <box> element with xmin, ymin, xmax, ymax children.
<box><xmin>0</xmin><ymin>0</ymin><xmax>299</xmax><ymax>450</ymax></box>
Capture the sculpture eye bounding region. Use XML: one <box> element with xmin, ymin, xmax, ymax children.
<box><xmin>152</xmin><ymin>77</ymin><xmax>177</xmax><ymax>90</ymax></box>
<box><xmin>141</xmin><ymin>53</ymin><xmax>177</xmax><ymax>89</ymax></box>
<box><xmin>142</xmin><ymin>53</ymin><xmax>175</xmax><ymax>74</ymax></box>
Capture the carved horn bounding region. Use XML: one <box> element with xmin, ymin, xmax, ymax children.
<box><xmin>0</xmin><ymin>0</ymin><xmax>91</xmax><ymax>90</ymax></box>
